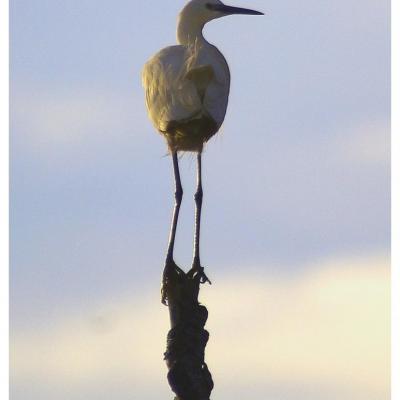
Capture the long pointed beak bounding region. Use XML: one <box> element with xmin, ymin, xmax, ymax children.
<box><xmin>210</xmin><ymin>4</ymin><xmax>264</xmax><ymax>15</ymax></box>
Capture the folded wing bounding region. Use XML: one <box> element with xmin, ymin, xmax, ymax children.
<box><xmin>142</xmin><ymin>46</ymin><xmax>203</xmax><ymax>132</ymax></box>
<box><xmin>142</xmin><ymin>42</ymin><xmax>230</xmax><ymax>139</ymax></box>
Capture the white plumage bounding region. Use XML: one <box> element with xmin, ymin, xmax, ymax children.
<box><xmin>142</xmin><ymin>0</ymin><xmax>262</xmax><ymax>152</ymax></box>
<box><xmin>142</xmin><ymin>40</ymin><xmax>230</xmax><ymax>150</ymax></box>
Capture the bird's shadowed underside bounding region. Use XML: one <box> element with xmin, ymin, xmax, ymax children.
<box><xmin>162</xmin><ymin>112</ymin><xmax>219</xmax><ymax>152</ymax></box>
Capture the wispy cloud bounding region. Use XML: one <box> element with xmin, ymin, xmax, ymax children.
<box><xmin>10</xmin><ymin>85</ymin><xmax>148</xmax><ymax>154</ymax></box>
<box><xmin>333</xmin><ymin>119</ymin><xmax>390</xmax><ymax>167</ymax></box>
<box><xmin>11</xmin><ymin>253</ymin><xmax>390</xmax><ymax>400</ymax></box>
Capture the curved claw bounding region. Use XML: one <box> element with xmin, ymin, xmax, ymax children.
<box><xmin>189</xmin><ymin>265</ymin><xmax>212</xmax><ymax>285</ymax></box>
<box><xmin>199</xmin><ymin>268</ymin><xmax>212</xmax><ymax>285</ymax></box>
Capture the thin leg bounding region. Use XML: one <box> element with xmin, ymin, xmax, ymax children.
<box><xmin>191</xmin><ymin>152</ymin><xmax>211</xmax><ymax>284</ymax></box>
<box><xmin>166</xmin><ymin>151</ymin><xmax>183</xmax><ymax>264</ymax></box>
<box><xmin>162</xmin><ymin>152</ymin><xmax>184</xmax><ymax>305</ymax></box>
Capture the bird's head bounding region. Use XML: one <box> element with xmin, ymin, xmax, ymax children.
<box><xmin>179</xmin><ymin>0</ymin><xmax>263</xmax><ymax>25</ymax></box>
<box><xmin>177</xmin><ymin>0</ymin><xmax>263</xmax><ymax>45</ymax></box>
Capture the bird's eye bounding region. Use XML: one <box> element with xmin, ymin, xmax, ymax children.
<box><xmin>205</xmin><ymin>3</ymin><xmax>218</xmax><ymax>11</ymax></box>
<box><xmin>205</xmin><ymin>3</ymin><xmax>224</xmax><ymax>12</ymax></box>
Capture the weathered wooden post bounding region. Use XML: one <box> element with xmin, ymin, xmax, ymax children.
<box><xmin>162</xmin><ymin>260</ymin><xmax>213</xmax><ymax>400</ymax></box>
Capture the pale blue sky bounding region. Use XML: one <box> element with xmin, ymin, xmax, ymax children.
<box><xmin>10</xmin><ymin>0</ymin><xmax>390</xmax><ymax>399</ymax></box>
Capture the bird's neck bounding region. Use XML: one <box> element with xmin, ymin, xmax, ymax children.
<box><xmin>177</xmin><ymin>16</ymin><xmax>208</xmax><ymax>46</ymax></box>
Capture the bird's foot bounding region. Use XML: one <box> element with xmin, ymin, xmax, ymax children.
<box><xmin>161</xmin><ymin>258</ymin><xmax>185</xmax><ymax>305</ymax></box>
<box><xmin>188</xmin><ymin>263</ymin><xmax>212</xmax><ymax>285</ymax></box>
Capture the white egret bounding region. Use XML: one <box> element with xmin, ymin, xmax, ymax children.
<box><xmin>142</xmin><ymin>0</ymin><xmax>263</xmax><ymax>303</ymax></box>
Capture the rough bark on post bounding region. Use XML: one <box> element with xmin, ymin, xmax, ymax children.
<box><xmin>162</xmin><ymin>260</ymin><xmax>213</xmax><ymax>400</ymax></box>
